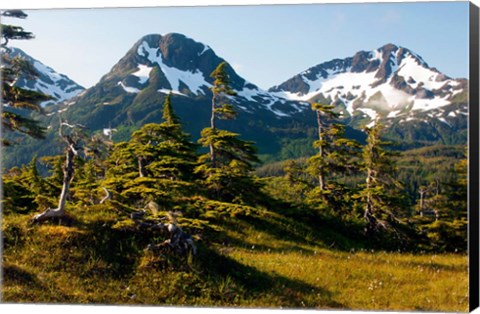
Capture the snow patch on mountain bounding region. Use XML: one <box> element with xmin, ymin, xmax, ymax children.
<box><xmin>410</xmin><ymin>97</ymin><xmax>450</xmax><ymax>111</ymax></box>
<box><xmin>6</xmin><ymin>47</ymin><xmax>84</xmax><ymax>106</ymax></box>
<box><xmin>198</xmin><ymin>44</ymin><xmax>211</xmax><ymax>56</ymax></box>
<box><xmin>158</xmin><ymin>89</ymin><xmax>187</xmax><ymax>96</ymax></box>
<box><xmin>438</xmin><ymin>117</ymin><xmax>451</xmax><ymax>126</ymax></box>
<box><xmin>397</xmin><ymin>54</ymin><xmax>453</xmax><ymax>90</ymax></box>
<box><xmin>235</xmin><ymin>85</ymin><xmax>305</xmax><ymax>117</ymax></box>
<box><xmin>132</xmin><ymin>64</ymin><xmax>153</xmax><ymax>84</ymax></box>
<box><xmin>358</xmin><ymin>108</ymin><xmax>378</xmax><ymax>127</ymax></box>
<box><xmin>137</xmin><ymin>41</ymin><xmax>211</xmax><ymax>95</ymax></box>
<box><xmin>236</xmin><ymin>86</ymin><xmax>279</xmax><ymax>104</ymax></box>
<box><xmin>118</xmin><ymin>81</ymin><xmax>140</xmax><ymax>93</ymax></box>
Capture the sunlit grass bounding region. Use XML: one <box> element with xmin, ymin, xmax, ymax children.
<box><xmin>228</xmin><ymin>248</ymin><xmax>467</xmax><ymax>311</ymax></box>
<box><xmin>1</xmin><ymin>205</ymin><xmax>468</xmax><ymax>311</ymax></box>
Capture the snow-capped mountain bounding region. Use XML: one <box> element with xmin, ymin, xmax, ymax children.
<box><xmin>8</xmin><ymin>37</ymin><xmax>467</xmax><ymax>168</ymax></box>
<box><xmin>269</xmin><ymin>43</ymin><xmax>468</xmax><ymax>128</ymax></box>
<box><xmin>97</xmin><ymin>33</ymin><xmax>303</xmax><ymax>117</ymax></box>
<box><xmin>51</xmin><ymin>38</ymin><xmax>468</xmax><ymax>147</ymax></box>
<box><xmin>47</xmin><ymin>32</ymin><xmax>311</xmax><ymax>129</ymax></box>
<box><xmin>5</xmin><ymin>47</ymin><xmax>85</xmax><ymax>106</ymax></box>
<box><xmin>39</xmin><ymin>33</ymin><xmax>309</xmax><ymax>163</ymax></box>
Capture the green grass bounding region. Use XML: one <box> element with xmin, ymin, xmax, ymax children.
<box><xmin>227</xmin><ymin>249</ymin><xmax>467</xmax><ymax>311</ymax></box>
<box><xmin>1</xmin><ymin>204</ymin><xmax>468</xmax><ymax>311</ymax></box>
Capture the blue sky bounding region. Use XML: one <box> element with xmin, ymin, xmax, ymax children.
<box><xmin>5</xmin><ymin>1</ymin><xmax>470</xmax><ymax>89</ymax></box>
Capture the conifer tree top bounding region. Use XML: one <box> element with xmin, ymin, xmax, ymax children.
<box><xmin>162</xmin><ymin>93</ymin><xmax>180</xmax><ymax>126</ymax></box>
<box><xmin>210</xmin><ymin>62</ymin><xmax>237</xmax><ymax>96</ymax></box>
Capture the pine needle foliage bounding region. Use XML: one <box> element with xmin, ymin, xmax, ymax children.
<box><xmin>1</xmin><ymin>10</ymin><xmax>51</xmax><ymax>145</ymax></box>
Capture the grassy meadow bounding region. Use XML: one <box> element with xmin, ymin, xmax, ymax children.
<box><xmin>1</xmin><ymin>203</ymin><xmax>468</xmax><ymax>311</ymax></box>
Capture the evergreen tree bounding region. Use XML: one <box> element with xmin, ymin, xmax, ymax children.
<box><xmin>282</xmin><ymin>159</ymin><xmax>311</xmax><ymax>204</ymax></box>
<box><xmin>73</xmin><ymin>158</ymin><xmax>105</xmax><ymax>206</ymax></box>
<box><xmin>130</xmin><ymin>93</ymin><xmax>197</xmax><ymax>181</ymax></box>
<box><xmin>1</xmin><ymin>10</ymin><xmax>51</xmax><ymax>145</ymax></box>
<box><xmin>104</xmin><ymin>94</ymin><xmax>197</xmax><ymax>208</ymax></box>
<box><xmin>162</xmin><ymin>92</ymin><xmax>180</xmax><ymax>125</ymax></box>
<box><xmin>356</xmin><ymin>123</ymin><xmax>404</xmax><ymax>236</ymax></box>
<box><xmin>306</xmin><ymin>103</ymin><xmax>361</xmax><ymax>211</ymax></box>
<box><xmin>1</xmin><ymin>10</ymin><xmax>32</xmax><ymax>47</ymax></box>
<box><xmin>41</xmin><ymin>155</ymin><xmax>69</xmax><ymax>196</ymax></box>
<box><xmin>2</xmin><ymin>154</ymin><xmax>47</xmax><ymax>212</ymax></box>
<box><xmin>207</xmin><ymin>61</ymin><xmax>237</xmax><ymax>168</ymax></box>
<box><xmin>448</xmin><ymin>152</ymin><xmax>468</xmax><ymax>220</ymax></box>
<box><xmin>308</xmin><ymin>103</ymin><xmax>338</xmax><ymax>191</ymax></box>
<box><xmin>196</xmin><ymin>128</ymin><xmax>260</xmax><ymax>202</ymax></box>
<box><xmin>196</xmin><ymin>63</ymin><xmax>261</xmax><ymax>202</ymax></box>
<box><xmin>414</xmin><ymin>149</ymin><xmax>468</xmax><ymax>251</ymax></box>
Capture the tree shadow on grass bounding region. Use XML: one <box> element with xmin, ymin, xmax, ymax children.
<box><xmin>30</xmin><ymin>217</ymin><xmax>162</xmax><ymax>281</ymax></box>
<box><xmin>210</xmin><ymin>220</ymin><xmax>314</xmax><ymax>255</ymax></box>
<box><xmin>66</xmin><ymin>220</ymin><xmax>160</xmax><ymax>279</ymax></box>
<box><xmin>218</xmin><ymin>216</ymin><xmax>319</xmax><ymax>247</ymax></box>
<box><xmin>253</xmin><ymin>193</ymin><xmax>369</xmax><ymax>252</ymax></box>
<box><xmin>234</xmin><ymin>214</ymin><xmax>358</xmax><ymax>252</ymax></box>
<box><xmin>2</xmin><ymin>263</ymin><xmax>72</xmax><ymax>303</ymax></box>
<box><xmin>194</xmin><ymin>245</ymin><xmax>345</xmax><ymax>309</ymax></box>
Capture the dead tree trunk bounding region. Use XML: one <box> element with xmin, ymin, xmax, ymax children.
<box><xmin>316</xmin><ymin>110</ymin><xmax>325</xmax><ymax>191</ymax></box>
<box><xmin>209</xmin><ymin>93</ymin><xmax>217</xmax><ymax>168</ymax></box>
<box><xmin>58</xmin><ymin>147</ymin><xmax>75</xmax><ymax>211</ymax></box>
<box><xmin>418</xmin><ymin>187</ymin><xmax>428</xmax><ymax>217</ymax></box>
<box><xmin>33</xmin><ymin>120</ymin><xmax>81</xmax><ymax>223</ymax></box>
<box><xmin>99</xmin><ymin>187</ymin><xmax>112</xmax><ymax>204</ymax></box>
<box><xmin>364</xmin><ymin>168</ymin><xmax>376</xmax><ymax>235</ymax></box>
<box><xmin>33</xmin><ymin>140</ymin><xmax>76</xmax><ymax>222</ymax></box>
<box><xmin>138</xmin><ymin>157</ymin><xmax>146</xmax><ymax>177</ymax></box>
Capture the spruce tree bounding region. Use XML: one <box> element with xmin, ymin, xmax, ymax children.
<box><xmin>162</xmin><ymin>92</ymin><xmax>180</xmax><ymax>125</ymax></box>
<box><xmin>357</xmin><ymin>123</ymin><xmax>404</xmax><ymax>236</ymax></box>
<box><xmin>2</xmin><ymin>154</ymin><xmax>47</xmax><ymax>212</ymax></box>
<box><xmin>282</xmin><ymin>159</ymin><xmax>311</xmax><ymax>205</ymax></box>
<box><xmin>306</xmin><ymin>103</ymin><xmax>361</xmax><ymax>210</ymax></box>
<box><xmin>208</xmin><ymin>61</ymin><xmax>237</xmax><ymax>168</ymax></box>
<box><xmin>1</xmin><ymin>10</ymin><xmax>32</xmax><ymax>46</ymax></box>
<box><xmin>129</xmin><ymin>93</ymin><xmax>197</xmax><ymax>182</ymax></box>
<box><xmin>414</xmin><ymin>150</ymin><xmax>468</xmax><ymax>251</ymax></box>
<box><xmin>309</xmin><ymin>103</ymin><xmax>338</xmax><ymax>191</ymax></box>
<box><xmin>197</xmin><ymin>63</ymin><xmax>260</xmax><ymax>202</ymax></box>
<box><xmin>1</xmin><ymin>10</ymin><xmax>51</xmax><ymax>145</ymax></box>
<box><xmin>104</xmin><ymin>94</ymin><xmax>197</xmax><ymax>208</ymax></box>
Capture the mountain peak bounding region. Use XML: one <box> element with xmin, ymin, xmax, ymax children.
<box><xmin>118</xmin><ymin>32</ymin><xmax>297</xmax><ymax>116</ymax></box>
<box><xmin>4</xmin><ymin>47</ymin><xmax>84</xmax><ymax>106</ymax></box>
<box><xmin>379</xmin><ymin>43</ymin><xmax>399</xmax><ymax>52</ymax></box>
<box><xmin>269</xmin><ymin>43</ymin><xmax>466</xmax><ymax>127</ymax></box>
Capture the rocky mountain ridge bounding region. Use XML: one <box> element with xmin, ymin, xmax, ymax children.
<box><xmin>269</xmin><ymin>43</ymin><xmax>468</xmax><ymax>128</ymax></box>
<box><xmin>4</xmin><ymin>47</ymin><xmax>85</xmax><ymax>107</ymax></box>
<box><xmin>3</xmin><ymin>36</ymin><xmax>469</xmax><ymax>168</ymax></box>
